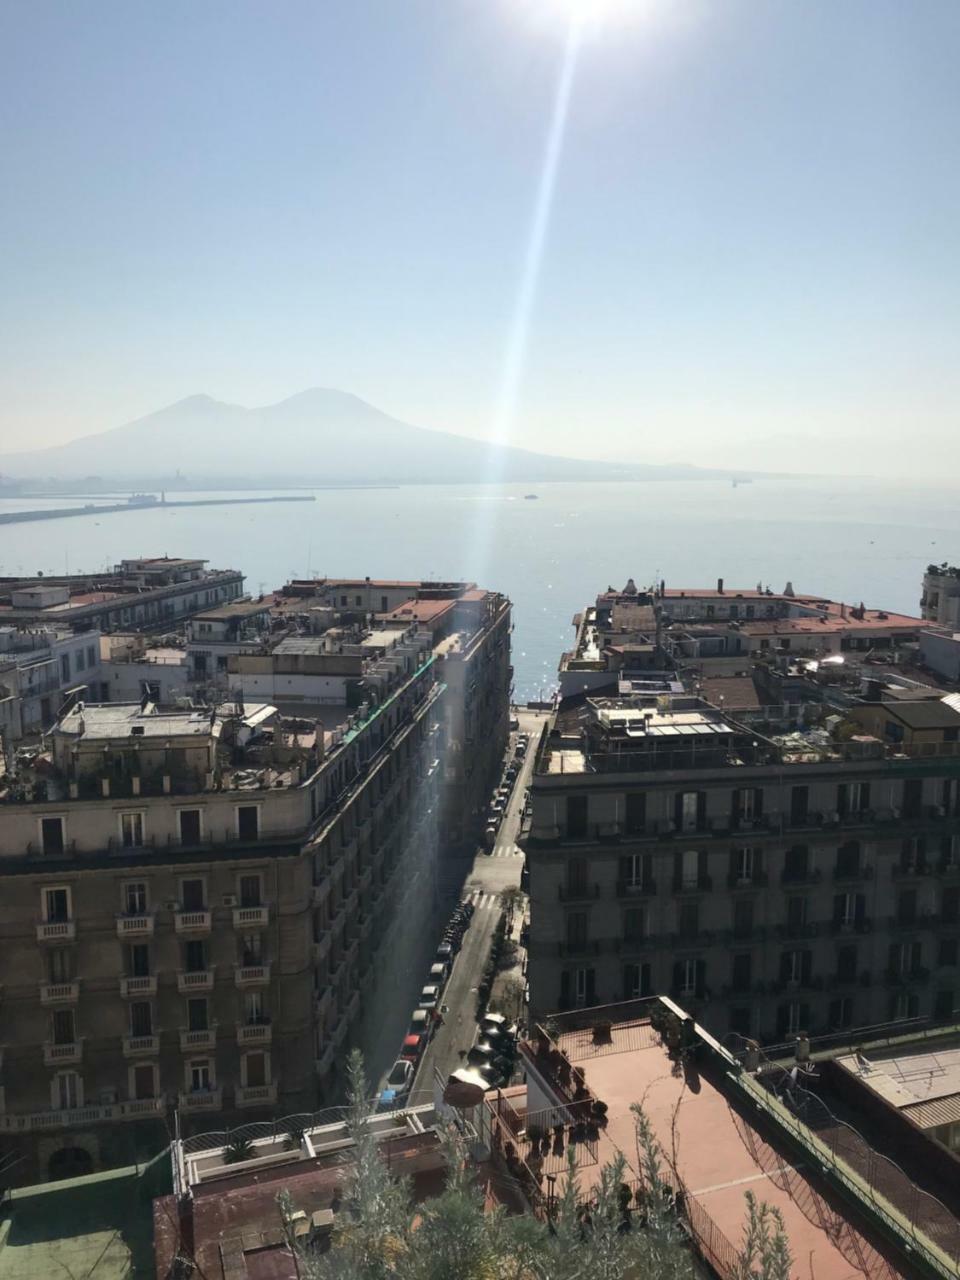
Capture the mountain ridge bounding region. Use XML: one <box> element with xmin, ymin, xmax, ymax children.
<box><xmin>0</xmin><ymin>388</ymin><xmax>758</xmax><ymax>487</ymax></box>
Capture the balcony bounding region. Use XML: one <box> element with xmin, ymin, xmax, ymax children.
<box><xmin>236</xmin><ymin>1083</ymin><xmax>278</xmax><ymax>1108</ymax></box>
<box><xmin>892</xmin><ymin>862</ymin><xmax>933</xmax><ymax>880</ymax></box>
<box><xmin>313</xmin><ymin>932</ymin><xmax>332</xmax><ymax>965</ymax></box>
<box><xmin>43</xmin><ymin>1040</ymin><xmax>82</xmax><ymax>1066</ymax></box>
<box><xmin>315</xmin><ymin>986</ymin><xmax>333</xmax><ymax>1020</ymax></box>
<box><xmin>832</xmin><ymin>865</ymin><xmax>874</xmax><ymax>883</ymax></box>
<box><xmin>120</xmin><ymin>975</ymin><xmax>157</xmax><ymax>997</ymax></box>
<box><xmin>776</xmin><ymin>921</ymin><xmax>820</xmax><ymax>940</ymax></box>
<box><xmin>828</xmin><ymin>917</ymin><xmax>873</xmax><ymax>936</ymax></box>
<box><xmin>174</xmin><ymin>909</ymin><xmax>211</xmax><ymax>935</ymax></box>
<box><xmin>615</xmin><ymin>879</ymin><xmax>657</xmax><ymax>898</ymax></box>
<box><xmin>235</xmin><ymin>963</ymin><xmax>271</xmax><ymax>989</ymax></box>
<box><xmin>39</xmin><ymin>981</ymin><xmax>79</xmax><ymax>1006</ymax></box>
<box><xmin>558</xmin><ymin>882</ymin><xmax>600</xmax><ymax>902</ymax></box>
<box><xmin>122</xmin><ymin>1034</ymin><xmax>159</xmax><ymax>1058</ymax></box>
<box><xmin>179</xmin><ymin>1088</ymin><xmax>222</xmax><ymax>1113</ymax></box>
<box><xmin>884</xmin><ymin>966</ymin><xmax>931</xmax><ymax>987</ymax></box>
<box><xmin>115</xmin><ymin>913</ymin><xmax>154</xmax><ymax>939</ymax></box>
<box><xmin>177</xmin><ymin>969</ymin><xmax>215</xmax><ymax>993</ymax></box>
<box><xmin>36</xmin><ymin>920</ymin><xmax>75</xmax><ymax>943</ymax></box>
<box><xmin>726</xmin><ymin>872</ymin><xmax>769</xmax><ymax>890</ymax></box>
<box><xmin>316</xmin><ymin>1043</ymin><xmax>336</xmax><ymax>1076</ymax></box>
<box><xmin>0</xmin><ymin>1095</ymin><xmax>166</xmax><ymax>1134</ymax></box>
<box><xmin>672</xmin><ymin>875</ymin><xmax>713</xmax><ymax>894</ymax></box>
<box><xmin>312</xmin><ymin>880</ymin><xmax>331</xmax><ymax>908</ymax></box>
<box><xmin>237</xmin><ymin>1022</ymin><xmax>272</xmax><ymax>1046</ymax></box>
<box><xmin>232</xmin><ymin>905</ymin><xmax>269</xmax><ymax>929</ymax></box>
<box><xmin>180</xmin><ymin>1027</ymin><xmax>217</xmax><ymax>1052</ymax></box>
<box><xmin>780</xmin><ymin>868</ymin><xmax>822</xmax><ymax>886</ymax></box>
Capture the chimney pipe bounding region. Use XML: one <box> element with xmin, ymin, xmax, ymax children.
<box><xmin>717</xmin><ymin>577</ymin><xmax>724</xmax><ymax>594</ymax></box>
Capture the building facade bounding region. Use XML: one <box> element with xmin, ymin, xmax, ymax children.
<box><xmin>524</xmin><ymin>689</ymin><xmax>960</xmax><ymax>1044</ymax></box>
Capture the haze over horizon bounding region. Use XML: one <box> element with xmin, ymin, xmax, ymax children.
<box><xmin>1</xmin><ymin>1</ymin><xmax>958</xmax><ymax>479</ymax></box>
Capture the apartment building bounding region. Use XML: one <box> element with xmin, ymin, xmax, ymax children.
<box><xmin>922</xmin><ymin>563</ymin><xmax>960</xmax><ymax>630</ymax></box>
<box><xmin>0</xmin><ymin>621</ymin><xmax>447</xmax><ymax>1183</ymax></box>
<box><xmin>0</xmin><ymin>557</ymin><xmax>244</xmax><ymax>634</ymax></box>
<box><xmin>0</xmin><ymin>626</ymin><xmax>103</xmax><ymax>741</ymax></box>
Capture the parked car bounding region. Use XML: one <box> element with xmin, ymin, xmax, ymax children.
<box><xmin>436</xmin><ymin>942</ymin><xmax>454</xmax><ymax>963</ymax></box>
<box><xmin>484</xmin><ymin>824</ymin><xmax>497</xmax><ymax>850</ymax></box>
<box><xmin>509</xmin><ymin>715</ymin><xmax>519</xmax><ymax>731</ymax></box>
<box><xmin>460</xmin><ymin>899</ymin><xmax>475</xmax><ymax>919</ymax></box>
<box><xmin>418</xmin><ymin>984</ymin><xmax>441</xmax><ymax>1010</ymax></box>
<box><xmin>400</xmin><ymin>1033</ymin><xmax>425</xmax><ymax>1063</ymax></box>
<box><xmin>428</xmin><ymin>962</ymin><xmax>448</xmax><ymax>986</ymax></box>
<box><xmin>481</xmin><ymin>1013</ymin><xmax>518</xmax><ymax>1043</ymax></box>
<box><xmin>474</xmin><ymin>1061</ymin><xmax>509</xmax><ymax>1089</ymax></box>
<box><xmin>409</xmin><ymin>1009</ymin><xmax>432</xmax><ymax>1038</ymax></box>
<box><xmin>385</xmin><ymin>1058</ymin><xmax>414</xmax><ymax>1098</ymax></box>
<box><xmin>514</xmin><ymin>741</ymin><xmax>527</xmax><ymax>759</ymax></box>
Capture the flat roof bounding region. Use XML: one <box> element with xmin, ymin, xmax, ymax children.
<box><xmin>875</xmin><ymin>699</ymin><xmax>960</xmax><ymax>730</ymax></box>
<box><xmin>537</xmin><ymin>1017</ymin><xmax>910</xmax><ymax>1280</ymax></box>
<box><xmin>55</xmin><ymin>702</ymin><xmax>217</xmax><ymax>740</ymax></box>
<box><xmin>837</xmin><ymin>1044</ymin><xmax>960</xmax><ymax>1113</ymax></box>
<box><xmin>192</xmin><ymin>597</ymin><xmax>273</xmax><ymax>621</ymax></box>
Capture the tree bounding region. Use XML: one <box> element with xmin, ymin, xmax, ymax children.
<box><xmin>498</xmin><ymin>885</ymin><xmax>525</xmax><ymax>926</ymax></box>
<box><xmin>285</xmin><ymin>1052</ymin><xmax>790</xmax><ymax>1280</ymax></box>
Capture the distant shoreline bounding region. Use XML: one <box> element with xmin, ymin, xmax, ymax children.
<box><xmin>0</xmin><ymin>494</ymin><xmax>317</xmax><ymax>526</ymax></box>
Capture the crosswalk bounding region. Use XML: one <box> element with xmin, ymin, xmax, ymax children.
<box><xmin>464</xmin><ymin>889</ymin><xmax>503</xmax><ymax>910</ymax></box>
<box><xmin>488</xmin><ymin>846</ymin><xmax>524</xmax><ymax>859</ymax></box>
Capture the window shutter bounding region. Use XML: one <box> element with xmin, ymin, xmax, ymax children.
<box><xmin>674</xmin><ymin>794</ymin><xmax>683</xmax><ymax>828</ymax></box>
<box><xmin>800</xmin><ymin>1002</ymin><xmax>810</xmax><ymax>1028</ymax></box>
<box><xmin>585</xmin><ymin>969</ymin><xmax>596</xmax><ymax>1003</ymax></box>
<box><xmin>695</xmin><ymin>959</ymin><xmax>706</xmax><ymax>998</ymax></box>
<box><xmin>672</xmin><ymin>961</ymin><xmax>682</xmax><ymax>992</ymax></box>
<box><xmin>861</xmin><ymin>782</ymin><xmax>870</xmax><ymax>811</ymax></box>
<box><xmin>779</xmin><ymin>952</ymin><xmax>791</xmax><ymax>983</ymax></box>
<box><xmin>618</xmin><ymin>855</ymin><xmax>629</xmax><ymax>881</ymax></box>
<box><xmin>755</xmin><ymin>848</ymin><xmax>764</xmax><ymax>876</ymax></box>
<box><xmin>641</xmin><ymin>963</ymin><xmax>651</xmax><ymax>995</ymax></box>
<box><xmin>833</xmin><ymin>895</ymin><xmax>844</xmax><ymax>924</ymax></box>
<box><xmin>560</xmin><ymin>971</ymin><xmax>570</xmax><ymax>1006</ymax></box>
<box><xmin>855</xmin><ymin>893</ymin><xmax>866</xmax><ymax>923</ymax></box>
<box><xmin>673</xmin><ymin>850</ymin><xmax>682</xmax><ymax>883</ymax></box>
<box><xmin>911</xmin><ymin>941</ymin><xmax>922</xmax><ymax>971</ymax></box>
<box><xmin>754</xmin><ymin>788</ymin><xmax>764</xmax><ymax>818</ymax></box>
<box><xmin>697</xmin><ymin>792</ymin><xmax>707</xmax><ymax>827</ymax></box>
<box><xmin>728</xmin><ymin>849</ymin><xmax>738</xmax><ymax>879</ymax></box>
<box><xmin>698</xmin><ymin>850</ymin><xmax>708</xmax><ymax>882</ymax></box>
<box><xmin>801</xmin><ymin>950</ymin><xmax>812</xmax><ymax>983</ymax></box>
<box><xmin>731</xmin><ymin>789</ymin><xmax>741</xmax><ymax>821</ymax></box>
<box><xmin>888</xmin><ymin>942</ymin><xmax>899</xmax><ymax>972</ymax></box>
<box><xmin>837</xmin><ymin>784</ymin><xmax>848</xmax><ymax>817</ymax></box>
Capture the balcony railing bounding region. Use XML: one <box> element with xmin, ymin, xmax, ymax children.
<box><xmin>174</xmin><ymin>909</ymin><xmax>211</xmax><ymax>934</ymax></box>
<box><xmin>884</xmin><ymin>966</ymin><xmax>931</xmax><ymax>987</ymax></box>
<box><xmin>892</xmin><ymin>862</ymin><xmax>933</xmax><ymax>880</ymax></box>
<box><xmin>122</xmin><ymin>1034</ymin><xmax>159</xmax><ymax>1058</ymax></box>
<box><xmin>235</xmin><ymin>1083</ymin><xmax>278</xmax><ymax>1108</ymax></box>
<box><xmin>672</xmin><ymin>875</ymin><xmax>713</xmax><ymax>894</ymax></box>
<box><xmin>179</xmin><ymin>1088</ymin><xmax>222</xmax><ymax>1113</ymax></box>
<box><xmin>36</xmin><ymin>920</ymin><xmax>75</xmax><ymax>943</ymax></box>
<box><xmin>120</xmin><ymin>975</ymin><xmax>157</xmax><ymax>997</ymax></box>
<box><xmin>180</xmin><ymin>1027</ymin><xmax>217</xmax><ymax>1051</ymax></box>
<box><xmin>557</xmin><ymin>940</ymin><xmax>600</xmax><ymax>958</ymax></box>
<box><xmin>237</xmin><ymin>1022</ymin><xmax>272</xmax><ymax>1046</ymax></box>
<box><xmin>177</xmin><ymin>969</ymin><xmax>215</xmax><ymax>993</ymax></box>
<box><xmin>313</xmin><ymin>933</ymin><xmax>332</xmax><ymax>965</ymax></box>
<box><xmin>315</xmin><ymin>986</ymin><xmax>333</xmax><ymax>1020</ymax></box>
<box><xmin>39</xmin><ymin>981</ymin><xmax>79</xmax><ymax>1006</ymax></box>
<box><xmin>615</xmin><ymin>879</ymin><xmax>657</xmax><ymax>898</ymax></box>
<box><xmin>726</xmin><ymin>871</ymin><xmax>769</xmax><ymax>890</ymax></box>
<box><xmin>0</xmin><ymin>1095</ymin><xmax>165</xmax><ymax>1134</ymax></box>
<box><xmin>832</xmin><ymin>865</ymin><xmax>874</xmax><ymax>883</ymax></box>
<box><xmin>235</xmin><ymin>963</ymin><xmax>271</xmax><ymax>989</ymax></box>
<box><xmin>116</xmin><ymin>913</ymin><xmax>154</xmax><ymax>939</ymax></box>
<box><xmin>43</xmin><ymin>1040</ymin><xmax>82</xmax><ymax>1066</ymax></box>
<box><xmin>780</xmin><ymin>867</ymin><xmax>821</xmax><ymax>886</ymax></box>
<box><xmin>232</xmin><ymin>905</ymin><xmax>269</xmax><ymax>929</ymax></box>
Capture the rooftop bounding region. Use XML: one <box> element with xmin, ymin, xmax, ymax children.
<box><xmin>55</xmin><ymin>701</ymin><xmax>218</xmax><ymax>741</ymax></box>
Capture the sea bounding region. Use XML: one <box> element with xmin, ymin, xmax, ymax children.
<box><xmin>1</xmin><ymin>476</ymin><xmax>958</xmax><ymax>702</ymax></box>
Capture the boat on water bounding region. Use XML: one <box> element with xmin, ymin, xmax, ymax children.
<box><xmin>524</xmin><ymin>493</ymin><xmax>539</xmax><ymax>500</ymax></box>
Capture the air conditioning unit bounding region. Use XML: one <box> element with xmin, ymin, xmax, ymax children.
<box><xmin>223</xmin><ymin>893</ymin><xmax>238</xmax><ymax>907</ymax></box>
<box><xmin>165</xmin><ymin>900</ymin><xmax>179</xmax><ymax>911</ymax></box>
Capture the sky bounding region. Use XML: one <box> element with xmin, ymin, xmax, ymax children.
<box><xmin>1</xmin><ymin>0</ymin><xmax>958</xmax><ymax>477</ymax></box>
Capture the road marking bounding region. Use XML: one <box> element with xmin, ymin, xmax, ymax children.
<box><xmin>690</xmin><ymin>1165</ymin><xmax>804</xmax><ymax>1196</ymax></box>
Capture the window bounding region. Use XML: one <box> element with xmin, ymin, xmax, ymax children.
<box><xmin>355</xmin><ymin>595</ymin><xmax>362</xmax><ymax>607</ymax></box>
<box><xmin>244</xmin><ymin>991</ymin><xmax>267</xmax><ymax>1024</ymax></box>
<box><xmin>729</xmin><ymin>1007</ymin><xmax>752</xmax><ymax>1035</ymax></box>
<box><xmin>828</xmin><ymin>997</ymin><xmax>854</xmax><ymax>1030</ymax></box>
<box><xmin>244</xmin><ymin>1051</ymin><xmax>268</xmax><ymax>1088</ymax></box>
<box><xmin>837</xmin><ymin>782</ymin><xmax>870</xmax><ymax>817</ymax></box>
<box><xmin>54</xmin><ymin>1071</ymin><xmax>80</xmax><ymax>1110</ymax></box>
<box><xmin>236</xmin><ymin>805</ymin><xmax>260</xmax><ymax>840</ymax></box>
<box><xmin>133</xmin><ymin>1063</ymin><xmax>156</xmax><ymax>1100</ymax></box>
<box><xmin>44</xmin><ymin>887</ymin><xmax>70</xmax><ymax>923</ymax></box>
<box><xmin>835</xmin><ymin>842</ymin><xmax>861</xmax><ymax>878</ymax></box>
<box><xmin>900</xmin><ymin>836</ymin><xmax>926</xmax><ymax>874</ymax></box>
<box><xmin>181</xmin><ymin>878</ymin><xmax>205</xmax><ymax>910</ymax></box>
<box><xmin>733</xmin><ymin>898</ymin><xmax>754</xmax><ymax>939</ymax></box>
<box><xmin>733</xmin><ymin>788</ymin><xmax>763</xmax><ymax>825</ymax></box>
<box><xmin>185</xmin><ymin>940</ymin><xmax>207</xmax><ymax>973</ymax></box>
<box><xmin>679</xmin><ymin>848</ymin><xmax>700</xmax><ymax>890</ymax></box>
<box><xmin>790</xmin><ymin>786</ymin><xmax>809</xmax><ymax>825</ymax></box>
<box><xmin>75</xmin><ymin>647</ymin><xmax>86</xmax><ymax>672</ymax></box>
<box><xmin>566</xmin><ymin>912</ymin><xmax>588</xmax><ymax>950</ymax></box>
<box><xmin>60</xmin><ymin>653</ymin><xmax>71</xmax><ymax>682</ymax></box>
<box><xmin>619</xmin><ymin>853</ymin><xmax>651</xmax><ymax>891</ymax></box>
<box><xmin>129</xmin><ymin>1002</ymin><xmax>153</xmax><ymax>1037</ymax></box>
<box><xmin>240</xmin><ymin>933</ymin><xmax>263</xmax><ymax>966</ymax></box>
<box><xmin>86</xmin><ymin>644</ymin><xmax>96</xmax><ymax>668</ymax></box>
<box><xmin>48</xmin><ymin>948</ymin><xmax>73</xmax><ymax>983</ymax></box>
<box><xmin>238</xmin><ymin>874</ymin><xmax>262</xmax><ymax>908</ymax></box>
<box><xmin>786</xmin><ymin>896</ymin><xmax>808</xmax><ymax>932</ymax></box>
<box><xmin>731</xmin><ymin>952</ymin><xmax>752</xmax><ymax>993</ymax></box>
<box><xmin>784</xmin><ymin>845</ymin><xmax>810</xmax><ymax>882</ymax></box>
<box><xmin>187</xmin><ymin>998</ymin><xmax>209</xmax><ymax>1031</ymax></box>
<box><xmin>733</xmin><ymin>847</ymin><xmax>756</xmax><ymax>885</ymax></box>
<box><xmin>833</xmin><ymin>892</ymin><xmax>866</xmax><ymax>929</ymax></box>
<box><xmin>179</xmin><ymin>809</ymin><xmax>202</xmax><ymax>845</ymax></box>
<box><xmin>622</xmin><ymin>962</ymin><xmax>651</xmax><ymax>999</ymax></box>
<box><xmin>52</xmin><ymin>1009</ymin><xmax>75</xmax><ymax>1045</ymax></box>
<box><xmin>891</xmin><ymin>992</ymin><xmax>920</xmax><ymax>1021</ymax></box>
<box><xmin>566</xmin><ymin>795</ymin><xmax>588</xmax><ymax>839</ymax></box>
<box><xmin>778</xmin><ymin>1001</ymin><xmax>808</xmax><ymax>1037</ymax></box>
<box><xmin>897</xmin><ymin>889</ymin><xmax>918</xmax><ymax>925</ymax></box>
<box><xmin>678</xmin><ymin>901</ymin><xmax>699</xmax><ymax>939</ymax></box>
<box><xmin>566</xmin><ymin>856</ymin><xmax>588</xmax><ymax>896</ymax></box>
<box><xmin>573</xmin><ymin>967</ymin><xmax>595</xmax><ymax>1007</ymax></box>
<box><xmin>189</xmin><ymin>1059</ymin><xmax>212</xmax><ymax>1092</ymax></box>
<box><xmin>780</xmin><ymin>949</ymin><xmax>811</xmax><ymax>987</ymax></box>
<box><xmin>676</xmin><ymin>791</ymin><xmax>704</xmax><ymax>833</ymax></box>
<box><xmin>938</xmin><ymin>939</ymin><xmax>958</xmax><ymax>968</ymax></box>
<box><xmin>124</xmin><ymin>882</ymin><xmax>148</xmax><ymax>915</ymax></box>
<box><xmin>623</xmin><ymin>907</ymin><xmax>646</xmax><ymax>944</ymax></box>
<box><xmin>673</xmin><ymin>958</ymin><xmax>705</xmax><ymax>998</ymax></box>
<box><xmin>40</xmin><ymin>817</ymin><xmax>65</xmax><ymax>856</ymax></box>
<box><xmin>126</xmin><ymin>943</ymin><xmax>150</xmax><ymax>977</ymax></box>
<box><xmin>942</xmin><ymin>887</ymin><xmax>960</xmax><ymax>925</ymax></box>
<box><xmin>624</xmin><ymin>792</ymin><xmax>646</xmax><ymax>835</ymax></box>
<box><xmin>836</xmin><ymin>945</ymin><xmax>857</xmax><ymax>982</ymax></box>
<box><xmin>902</xmin><ymin>779</ymin><xmax>923</xmax><ymax>820</ymax></box>
<box><xmin>889</xmin><ymin>940</ymin><xmax>922</xmax><ymax>977</ymax></box>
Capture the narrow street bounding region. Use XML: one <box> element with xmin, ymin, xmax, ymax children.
<box><xmin>407</xmin><ymin>707</ymin><xmax>547</xmax><ymax>1105</ymax></box>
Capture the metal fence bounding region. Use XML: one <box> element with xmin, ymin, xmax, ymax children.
<box><xmin>181</xmin><ymin>1105</ymin><xmax>353</xmax><ymax>1154</ymax></box>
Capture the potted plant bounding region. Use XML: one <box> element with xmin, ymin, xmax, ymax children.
<box><xmin>592</xmin><ymin>1019</ymin><xmax>613</xmax><ymax>1046</ymax></box>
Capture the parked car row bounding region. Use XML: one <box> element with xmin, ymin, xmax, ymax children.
<box><xmin>485</xmin><ymin>732</ymin><xmax>530</xmax><ymax>849</ymax></box>
<box><xmin>378</xmin><ymin>900</ymin><xmax>475</xmax><ymax>1110</ymax></box>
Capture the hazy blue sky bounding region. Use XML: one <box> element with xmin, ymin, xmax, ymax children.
<box><xmin>1</xmin><ymin>1</ymin><xmax>958</xmax><ymax>476</ymax></box>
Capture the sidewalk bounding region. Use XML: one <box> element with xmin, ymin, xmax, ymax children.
<box><xmin>487</xmin><ymin>900</ymin><xmax>529</xmax><ymax>1032</ymax></box>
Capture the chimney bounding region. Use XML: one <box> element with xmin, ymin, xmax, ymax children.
<box><xmin>717</xmin><ymin>577</ymin><xmax>724</xmax><ymax>594</ymax></box>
